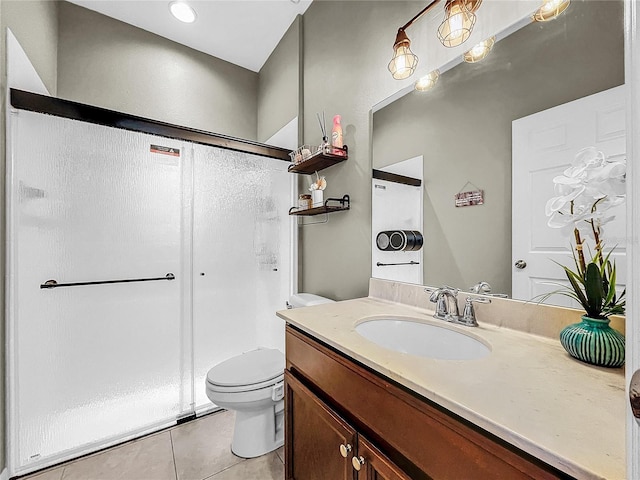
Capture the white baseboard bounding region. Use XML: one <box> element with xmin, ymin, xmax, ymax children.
<box><xmin>0</xmin><ymin>467</ymin><xmax>9</xmax><ymax>480</ymax></box>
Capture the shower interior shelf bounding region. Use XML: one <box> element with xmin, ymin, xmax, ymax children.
<box><xmin>289</xmin><ymin>195</ymin><xmax>350</xmax><ymax>216</ymax></box>
<box><xmin>287</xmin><ymin>145</ymin><xmax>348</xmax><ymax>174</ymax></box>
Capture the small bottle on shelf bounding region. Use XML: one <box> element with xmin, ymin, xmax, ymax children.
<box><xmin>331</xmin><ymin>115</ymin><xmax>344</xmax><ymax>155</ymax></box>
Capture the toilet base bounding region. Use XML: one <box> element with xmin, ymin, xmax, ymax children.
<box><xmin>231</xmin><ymin>402</ymin><xmax>284</xmax><ymax>458</ymax></box>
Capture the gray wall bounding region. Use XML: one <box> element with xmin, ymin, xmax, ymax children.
<box><xmin>372</xmin><ymin>1</ymin><xmax>624</xmax><ymax>296</ymax></box>
<box><xmin>1</xmin><ymin>2</ymin><xmax>60</xmax><ymax>472</ymax></box>
<box><xmin>257</xmin><ymin>16</ymin><xmax>301</xmax><ymax>143</ymax></box>
<box><xmin>300</xmin><ymin>1</ymin><xmax>425</xmax><ymax>301</ymax></box>
<box><xmin>1</xmin><ymin>0</ymin><xmax>58</xmax><ymax>94</ymax></box>
<box><xmin>57</xmin><ymin>2</ymin><xmax>258</xmax><ymax>140</ymax></box>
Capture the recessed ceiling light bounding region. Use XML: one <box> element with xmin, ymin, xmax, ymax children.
<box><xmin>169</xmin><ymin>2</ymin><xmax>197</xmax><ymax>23</ymax></box>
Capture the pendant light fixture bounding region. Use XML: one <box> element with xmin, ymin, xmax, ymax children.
<box><xmin>415</xmin><ymin>70</ymin><xmax>440</xmax><ymax>92</ymax></box>
<box><xmin>388</xmin><ymin>29</ymin><xmax>419</xmax><ymax>80</ymax></box>
<box><xmin>533</xmin><ymin>0</ymin><xmax>570</xmax><ymax>22</ymax></box>
<box><xmin>437</xmin><ymin>0</ymin><xmax>482</xmax><ymax>48</ymax></box>
<box><xmin>463</xmin><ymin>36</ymin><xmax>495</xmax><ymax>63</ymax></box>
<box><xmin>388</xmin><ymin>0</ymin><xmax>485</xmax><ymax>80</ymax></box>
<box><xmin>388</xmin><ymin>1</ymin><xmax>442</xmax><ymax>80</ymax></box>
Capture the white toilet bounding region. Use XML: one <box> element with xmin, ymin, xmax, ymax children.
<box><xmin>205</xmin><ymin>293</ymin><xmax>335</xmax><ymax>458</ymax></box>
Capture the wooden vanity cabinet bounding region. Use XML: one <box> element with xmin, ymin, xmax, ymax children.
<box><xmin>285</xmin><ymin>371</ymin><xmax>356</xmax><ymax>480</ymax></box>
<box><xmin>285</xmin><ymin>325</ymin><xmax>571</xmax><ymax>480</ymax></box>
<box><xmin>285</xmin><ymin>370</ymin><xmax>410</xmax><ymax>480</ymax></box>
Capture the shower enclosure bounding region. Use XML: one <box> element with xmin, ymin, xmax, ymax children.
<box><xmin>6</xmin><ymin>90</ymin><xmax>295</xmax><ymax>476</ymax></box>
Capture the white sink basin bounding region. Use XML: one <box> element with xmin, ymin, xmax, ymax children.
<box><xmin>355</xmin><ymin>317</ymin><xmax>491</xmax><ymax>361</ymax></box>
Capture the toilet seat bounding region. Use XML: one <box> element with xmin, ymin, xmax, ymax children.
<box><xmin>206</xmin><ymin>348</ymin><xmax>284</xmax><ymax>392</ymax></box>
<box><xmin>206</xmin><ymin>373</ymin><xmax>284</xmax><ymax>394</ymax></box>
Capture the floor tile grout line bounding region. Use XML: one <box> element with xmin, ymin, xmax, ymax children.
<box><xmin>169</xmin><ymin>430</ymin><xmax>179</xmax><ymax>480</ymax></box>
<box><xmin>23</xmin><ymin>411</ymin><xmax>243</xmax><ymax>480</ymax></box>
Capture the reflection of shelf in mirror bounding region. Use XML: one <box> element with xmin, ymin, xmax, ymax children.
<box><xmin>289</xmin><ymin>195</ymin><xmax>350</xmax><ymax>216</ymax></box>
<box><xmin>288</xmin><ymin>146</ymin><xmax>348</xmax><ymax>174</ymax></box>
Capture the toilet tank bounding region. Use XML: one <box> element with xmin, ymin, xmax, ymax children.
<box><xmin>287</xmin><ymin>293</ymin><xmax>335</xmax><ymax>309</ymax></box>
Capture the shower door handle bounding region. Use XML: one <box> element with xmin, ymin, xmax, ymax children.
<box><xmin>40</xmin><ymin>273</ymin><xmax>176</xmax><ymax>289</ymax></box>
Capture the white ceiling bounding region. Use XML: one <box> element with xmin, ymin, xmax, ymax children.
<box><xmin>66</xmin><ymin>0</ymin><xmax>312</xmax><ymax>72</ymax></box>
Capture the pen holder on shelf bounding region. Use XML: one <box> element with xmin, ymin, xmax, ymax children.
<box><xmin>311</xmin><ymin>190</ymin><xmax>324</xmax><ymax>207</ymax></box>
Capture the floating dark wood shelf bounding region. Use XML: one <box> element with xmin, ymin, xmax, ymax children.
<box><xmin>289</xmin><ymin>195</ymin><xmax>350</xmax><ymax>217</ymax></box>
<box><xmin>288</xmin><ymin>146</ymin><xmax>348</xmax><ymax>174</ymax></box>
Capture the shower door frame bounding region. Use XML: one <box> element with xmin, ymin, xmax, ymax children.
<box><xmin>6</xmin><ymin>89</ymin><xmax>297</xmax><ymax>476</ymax></box>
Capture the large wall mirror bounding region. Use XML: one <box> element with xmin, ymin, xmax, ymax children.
<box><xmin>372</xmin><ymin>0</ymin><xmax>625</xmax><ymax>304</ymax></box>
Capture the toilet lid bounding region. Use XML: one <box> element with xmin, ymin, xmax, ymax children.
<box><xmin>206</xmin><ymin>348</ymin><xmax>285</xmax><ymax>388</ymax></box>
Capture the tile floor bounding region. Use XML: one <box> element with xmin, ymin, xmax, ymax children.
<box><xmin>22</xmin><ymin>411</ymin><xmax>284</xmax><ymax>480</ymax></box>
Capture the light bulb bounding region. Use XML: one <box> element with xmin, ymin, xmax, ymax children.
<box><xmin>438</xmin><ymin>0</ymin><xmax>476</xmax><ymax>48</ymax></box>
<box><xmin>388</xmin><ymin>30</ymin><xmax>419</xmax><ymax>80</ymax></box>
<box><xmin>463</xmin><ymin>36</ymin><xmax>495</xmax><ymax>63</ymax></box>
<box><xmin>447</xmin><ymin>4</ymin><xmax>465</xmax><ymax>41</ymax></box>
<box><xmin>414</xmin><ymin>70</ymin><xmax>440</xmax><ymax>92</ymax></box>
<box><xmin>169</xmin><ymin>1</ymin><xmax>197</xmax><ymax>23</ymax></box>
<box><xmin>533</xmin><ymin>0</ymin><xmax>570</xmax><ymax>22</ymax></box>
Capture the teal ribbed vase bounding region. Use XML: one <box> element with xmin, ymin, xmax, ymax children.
<box><xmin>559</xmin><ymin>316</ymin><xmax>625</xmax><ymax>368</ymax></box>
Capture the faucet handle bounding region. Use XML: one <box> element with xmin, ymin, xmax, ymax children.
<box><xmin>425</xmin><ymin>287</ymin><xmax>444</xmax><ymax>303</ymax></box>
<box><xmin>461</xmin><ymin>296</ymin><xmax>491</xmax><ymax>326</ymax></box>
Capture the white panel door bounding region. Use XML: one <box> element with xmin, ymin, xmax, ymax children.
<box><xmin>8</xmin><ymin>111</ymin><xmax>186</xmax><ymax>474</ymax></box>
<box><xmin>512</xmin><ymin>86</ymin><xmax>626</xmax><ymax>304</ymax></box>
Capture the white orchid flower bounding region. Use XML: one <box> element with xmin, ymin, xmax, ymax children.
<box><xmin>545</xmin><ymin>185</ymin><xmax>585</xmax><ymax>216</ymax></box>
<box><xmin>546</xmin><ymin>147</ymin><xmax>626</xmax><ymax>234</ymax></box>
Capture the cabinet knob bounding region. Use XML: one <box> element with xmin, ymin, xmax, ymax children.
<box><xmin>352</xmin><ymin>456</ymin><xmax>365</xmax><ymax>471</ymax></box>
<box><xmin>339</xmin><ymin>443</ymin><xmax>352</xmax><ymax>458</ymax></box>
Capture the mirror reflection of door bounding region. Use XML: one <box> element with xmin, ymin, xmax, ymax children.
<box><xmin>512</xmin><ymin>85</ymin><xmax>626</xmax><ymax>305</ymax></box>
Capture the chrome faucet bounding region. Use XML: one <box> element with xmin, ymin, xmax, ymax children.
<box><xmin>428</xmin><ymin>286</ymin><xmax>460</xmax><ymax>323</ymax></box>
<box><xmin>426</xmin><ymin>287</ymin><xmax>490</xmax><ymax>327</ymax></box>
<box><xmin>470</xmin><ymin>281</ymin><xmax>492</xmax><ymax>295</ymax></box>
<box><xmin>470</xmin><ymin>281</ymin><xmax>509</xmax><ymax>298</ymax></box>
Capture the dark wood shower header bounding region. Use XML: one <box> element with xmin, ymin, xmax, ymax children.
<box><xmin>10</xmin><ymin>89</ymin><xmax>292</xmax><ymax>162</ymax></box>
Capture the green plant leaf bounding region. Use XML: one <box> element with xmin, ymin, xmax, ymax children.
<box><xmin>563</xmin><ymin>267</ymin><xmax>589</xmax><ymax>311</ymax></box>
<box><xmin>604</xmin><ymin>261</ymin><xmax>617</xmax><ymax>306</ymax></box>
<box><xmin>584</xmin><ymin>262</ymin><xmax>604</xmax><ymax>317</ymax></box>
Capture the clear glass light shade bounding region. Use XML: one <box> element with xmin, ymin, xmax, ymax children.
<box><xmin>438</xmin><ymin>0</ymin><xmax>476</xmax><ymax>48</ymax></box>
<box><xmin>463</xmin><ymin>36</ymin><xmax>495</xmax><ymax>63</ymax></box>
<box><xmin>169</xmin><ymin>1</ymin><xmax>197</xmax><ymax>23</ymax></box>
<box><xmin>388</xmin><ymin>42</ymin><xmax>419</xmax><ymax>80</ymax></box>
<box><xmin>415</xmin><ymin>70</ymin><xmax>440</xmax><ymax>92</ymax></box>
<box><xmin>533</xmin><ymin>0</ymin><xmax>570</xmax><ymax>22</ymax></box>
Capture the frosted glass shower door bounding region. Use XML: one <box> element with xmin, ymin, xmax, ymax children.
<box><xmin>192</xmin><ymin>145</ymin><xmax>292</xmax><ymax>410</ymax></box>
<box><xmin>8</xmin><ymin>111</ymin><xmax>188</xmax><ymax>472</ymax></box>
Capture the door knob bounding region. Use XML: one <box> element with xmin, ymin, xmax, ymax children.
<box><xmin>630</xmin><ymin>370</ymin><xmax>640</xmax><ymax>419</ymax></box>
<box><xmin>339</xmin><ymin>443</ymin><xmax>352</xmax><ymax>458</ymax></box>
<box><xmin>514</xmin><ymin>260</ymin><xmax>527</xmax><ymax>269</ymax></box>
<box><xmin>352</xmin><ymin>456</ymin><xmax>365</xmax><ymax>471</ymax></box>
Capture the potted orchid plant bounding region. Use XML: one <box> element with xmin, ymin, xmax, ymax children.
<box><xmin>542</xmin><ymin>147</ymin><xmax>626</xmax><ymax>367</ymax></box>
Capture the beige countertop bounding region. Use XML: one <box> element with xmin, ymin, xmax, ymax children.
<box><xmin>277</xmin><ymin>283</ymin><xmax>625</xmax><ymax>480</ymax></box>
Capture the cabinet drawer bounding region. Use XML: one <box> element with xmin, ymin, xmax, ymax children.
<box><xmin>286</xmin><ymin>326</ymin><xmax>567</xmax><ymax>480</ymax></box>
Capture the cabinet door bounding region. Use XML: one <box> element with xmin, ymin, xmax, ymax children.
<box><xmin>285</xmin><ymin>371</ymin><xmax>356</xmax><ymax>480</ymax></box>
<box><xmin>353</xmin><ymin>436</ymin><xmax>412</xmax><ymax>480</ymax></box>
